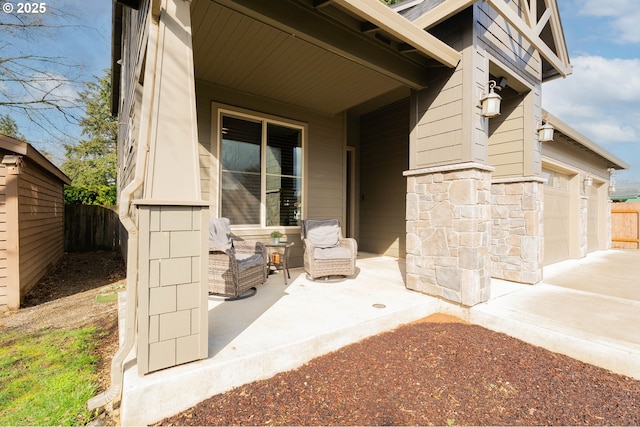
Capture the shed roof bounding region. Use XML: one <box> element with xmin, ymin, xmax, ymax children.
<box><xmin>0</xmin><ymin>133</ymin><xmax>72</xmax><ymax>185</ymax></box>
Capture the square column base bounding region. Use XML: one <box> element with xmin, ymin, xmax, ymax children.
<box><xmin>404</xmin><ymin>163</ymin><xmax>493</xmax><ymax>307</ymax></box>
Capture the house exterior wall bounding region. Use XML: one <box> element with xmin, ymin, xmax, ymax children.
<box><xmin>489</xmin><ymin>94</ymin><xmax>526</xmax><ymax>178</ymax></box>
<box><xmin>359</xmin><ymin>100</ymin><xmax>409</xmax><ymax>258</ymax></box>
<box><xmin>410</xmin><ymin>11</ymin><xmax>468</xmax><ymax>170</ymax></box>
<box><xmin>476</xmin><ymin>1</ymin><xmax>542</xmax><ymax>82</ymax></box>
<box><xmin>116</xmin><ymin>3</ymin><xmax>148</xmax><ymax>200</ymax></box>
<box><xmin>542</xmin><ymin>136</ymin><xmax>613</xmax><ymax>265</ymax></box>
<box><xmin>405</xmin><ymin>1</ymin><xmax>563</xmax><ymax>301</ymax></box>
<box><xmin>195</xmin><ymin>81</ymin><xmax>346</xmax><ymax>268</ymax></box>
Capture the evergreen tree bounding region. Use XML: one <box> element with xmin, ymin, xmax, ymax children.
<box><xmin>0</xmin><ymin>115</ymin><xmax>25</xmax><ymax>140</ymax></box>
<box><xmin>62</xmin><ymin>71</ymin><xmax>117</xmax><ymax>188</ymax></box>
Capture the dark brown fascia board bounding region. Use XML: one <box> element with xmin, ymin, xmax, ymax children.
<box><xmin>0</xmin><ymin>133</ymin><xmax>27</xmax><ymax>155</ymax></box>
<box><xmin>0</xmin><ymin>133</ymin><xmax>71</xmax><ymax>184</ymax></box>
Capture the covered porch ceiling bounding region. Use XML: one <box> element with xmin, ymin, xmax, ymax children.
<box><xmin>191</xmin><ymin>0</ymin><xmax>457</xmax><ymax>116</ymax></box>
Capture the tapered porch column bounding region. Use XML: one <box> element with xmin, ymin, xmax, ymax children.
<box><xmin>136</xmin><ymin>0</ymin><xmax>208</xmax><ymax>374</ymax></box>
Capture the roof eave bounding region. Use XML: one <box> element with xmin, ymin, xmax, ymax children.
<box><xmin>0</xmin><ymin>133</ymin><xmax>72</xmax><ymax>185</ymax></box>
<box><xmin>331</xmin><ymin>0</ymin><xmax>461</xmax><ymax>68</ymax></box>
<box><xmin>544</xmin><ymin>110</ymin><xmax>630</xmax><ymax>171</ymax></box>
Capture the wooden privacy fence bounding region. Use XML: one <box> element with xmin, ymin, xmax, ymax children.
<box><xmin>65</xmin><ymin>205</ymin><xmax>121</xmax><ymax>252</ymax></box>
<box><xmin>611</xmin><ymin>202</ymin><xmax>640</xmax><ymax>249</ymax></box>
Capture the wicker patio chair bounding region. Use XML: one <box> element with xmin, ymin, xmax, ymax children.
<box><xmin>208</xmin><ymin>217</ymin><xmax>267</xmax><ymax>299</ymax></box>
<box><xmin>301</xmin><ymin>219</ymin><xmax>357</xmax><ymax>280</ymax></box>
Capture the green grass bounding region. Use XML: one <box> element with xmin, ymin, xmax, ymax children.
<box><xmin>0</xmin><ymin>327</ymin><xmax>99</xmax><ymax>426</ymax></box>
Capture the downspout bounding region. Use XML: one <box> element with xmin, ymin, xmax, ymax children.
<box><xmin>87</xmin><ymin>1</ymin><xmax>160</xmax><ymax>411</ymax></box>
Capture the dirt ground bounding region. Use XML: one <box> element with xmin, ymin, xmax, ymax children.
<box><xmin>0</xmin><ymin>250</ymin><xmax>125</xmax><ymax>426</ymax></box>
<box><xmin>3</xmin><ymin>251</ymin><xmax>640</xmax><ymax>426</ymax></box>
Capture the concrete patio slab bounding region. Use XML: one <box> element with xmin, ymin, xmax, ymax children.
<box><xmin>119</xmin><ymin>249</ymin><xmax>640</xmax><ymax>426</ymax></box>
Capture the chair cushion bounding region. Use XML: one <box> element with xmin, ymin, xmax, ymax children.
<box><xmin>314</xmin><ymin>246</ymin><xmax>353</xmax><ymax>260</ymax></box>
<box><xmin>305</xmin><ymin>219</ymin><xmax>340</xmax><ymax>248</ymax></box>
<box><xmin>236</xmin><ymin>253</ymin><xmax>264</xmax><ymax>272</ymax></box>
<box><xmin>209</xmin><ymin>217</ymin><xmax>233</xmax><ymax>252</ymax></box>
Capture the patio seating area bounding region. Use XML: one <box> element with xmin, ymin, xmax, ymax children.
<box><xmin>120</xmin><ymin>253</ymin><xmax>443</xmax><ymax>425</ymax></box>
<box><xmin>119</xmin><ymin>250</ymin><xmax>640</xmax><ymax>426</ymax></box>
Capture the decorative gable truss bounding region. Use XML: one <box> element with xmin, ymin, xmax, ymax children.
<box><xmin>412</xmin><ymin>0</ymin><xmax>572</xmax><ymax>78</ymax></box>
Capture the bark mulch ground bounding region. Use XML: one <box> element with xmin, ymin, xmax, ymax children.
<box><xmin>157</xmin><ymin>314</ymin><xmax>640</xmax><ymax>426</ymax></box>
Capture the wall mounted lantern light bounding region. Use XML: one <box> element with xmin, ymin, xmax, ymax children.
<box><xmin>537</xmin><ymin>120</ymin><xmax>554</xmax><ymax>142</ymax></box>
<box><xmin>584</xmin><ymin>174</ymin><xmax>593</xmax><ymax>188</ymax></box>
<box><xmin>478</xmin><ymin>80</ymin><xmax>502</xmax><ymax>118</ymax></box>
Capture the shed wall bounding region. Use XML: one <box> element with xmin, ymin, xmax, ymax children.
<box><xmin>17</xmin><ymin>159</ymin><xmax>66</xmax><ymax>299</ymax></box>
<box><xmin>0</xmin><ymin>166</ymin><xmax>6</xmax><ymax>310</ymax></box>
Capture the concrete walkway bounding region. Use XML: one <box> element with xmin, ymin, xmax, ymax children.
<box><xmin>119</xmin><ymin>249</ymin><xmax>640</xmax><ymax>425</ymax></box>
<box><xmin>470</xmin><ymin>250</ymin><xmax>640</xmax><ymax>382</ymax></box>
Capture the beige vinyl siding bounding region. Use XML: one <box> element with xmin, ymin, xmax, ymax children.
<box><xmin>196</xmin><ymin>82</ymin><xmax>345</xmax><ymax>268</ymax></box>
<box><xmin>118</xmin><ymin>5</ymin><xmax>148</xmax><ymax>195</ymax></box>
<box><xmin>17</xmin><ymin>162</ymin><xmax>65</xmax><ymax>298</ymax></box>
<box><xmin>409</xmin><ymin>10</ymin><xmax>469</xmax><ymax>169</ymax></box>
<box><xmin>489</xmin><ymin>95</ymin><xmax>525</xmax><ymax>177</ymax></box>
<box><xmin>476</xmin><ymin>1</ymin><xmax>541</xmax><ymax>81</ymax></box>
<box><xmin>0</xmin><ymin>167</ymin><xmax>6</xmax><ymax>310</ymax></box>
<box><xmin>359</xmin><ymin>100</ymin><xmax>409</xmax><ymax>258</ymax></box>
<box><xmin>542</xmin><ymin>138</ymin><xmax>611</xmax><ymax>182</ymax></box>
<box><xmin>413</xmin><ymin>68</ymin><xmax>464</xmax><ymax>168</ymax></box>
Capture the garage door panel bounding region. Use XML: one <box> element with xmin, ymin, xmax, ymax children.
<box><xmin>544</xmin><ymin>187</ymin><xmax>571</xmax><ymax>265</ymax></box>
<box><xmin>587</xmin><ymin>186</ymin><xmax>599</xmax><ymax>252</ymax></box>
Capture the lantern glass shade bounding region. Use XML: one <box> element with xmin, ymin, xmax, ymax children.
<box><xmin>538</xmin><ymin>122</ymin><xmax>554</xmax><ymax>142</ymax></box>
<box><xmin>584</xmin><ymin>176</ymin><xmax>593</xmax><ymax>187</ymax></box>
<box><xmin>481</xmin><ymin>91</ymin><xmax>501</xmax><ymax>118</ymax></box>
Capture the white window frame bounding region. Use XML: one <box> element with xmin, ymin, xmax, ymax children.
<box><xmin>212</xmin><ymin>103</ymin><xmax>306</xmax><ymax>231</ymax></box>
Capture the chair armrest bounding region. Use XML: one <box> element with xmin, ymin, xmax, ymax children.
<box><xmin>338</xmin><ymin>237</ymin><xmax>357</xmax><ymax>254</ymax></box>
<box><xmin>233</xmin><ymin>240</ymin><xmax>266</xmax><ymax>257</ymax></box>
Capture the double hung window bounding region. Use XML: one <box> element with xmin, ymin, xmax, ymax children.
<box><xmin>220</xmin><ymin>111</ymin><xmax>303</xmax><ymax>227</ymax></box>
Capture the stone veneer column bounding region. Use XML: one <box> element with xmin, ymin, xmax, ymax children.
<box><xmin>136</xmin><ymin>202</ymin><xmax>209</xmax><ymax>374</ymax></box>
<box><xmin>404</xmin><ymin>163</ymin><xmax>493</xmax><ymax>307</ymax></box>
<box><xmin>490</xmin><ymin>177</ymin><xmax>544</xmax><ymax>284</ymax></box>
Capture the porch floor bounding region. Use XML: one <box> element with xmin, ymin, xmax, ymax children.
<box><xmin>120</xmin><ymin>250</ymin><xmax>640</xmax><ymax>426</ymax></box>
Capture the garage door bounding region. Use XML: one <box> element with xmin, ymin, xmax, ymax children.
<box><xmin>587</xmin><ymin>185</ymin><xmax>599</xmax><ymax>252</ymax></box>
<box><xmin>543</xmin><ymin>170</ymin><xmax>571</xmax><ymax>265</ymax></box>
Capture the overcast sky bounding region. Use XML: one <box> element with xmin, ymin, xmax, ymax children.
<box><xmin>3</xmin><ymin>0</ymin><xmax>639</xmax><ymax>183</ymax></box>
